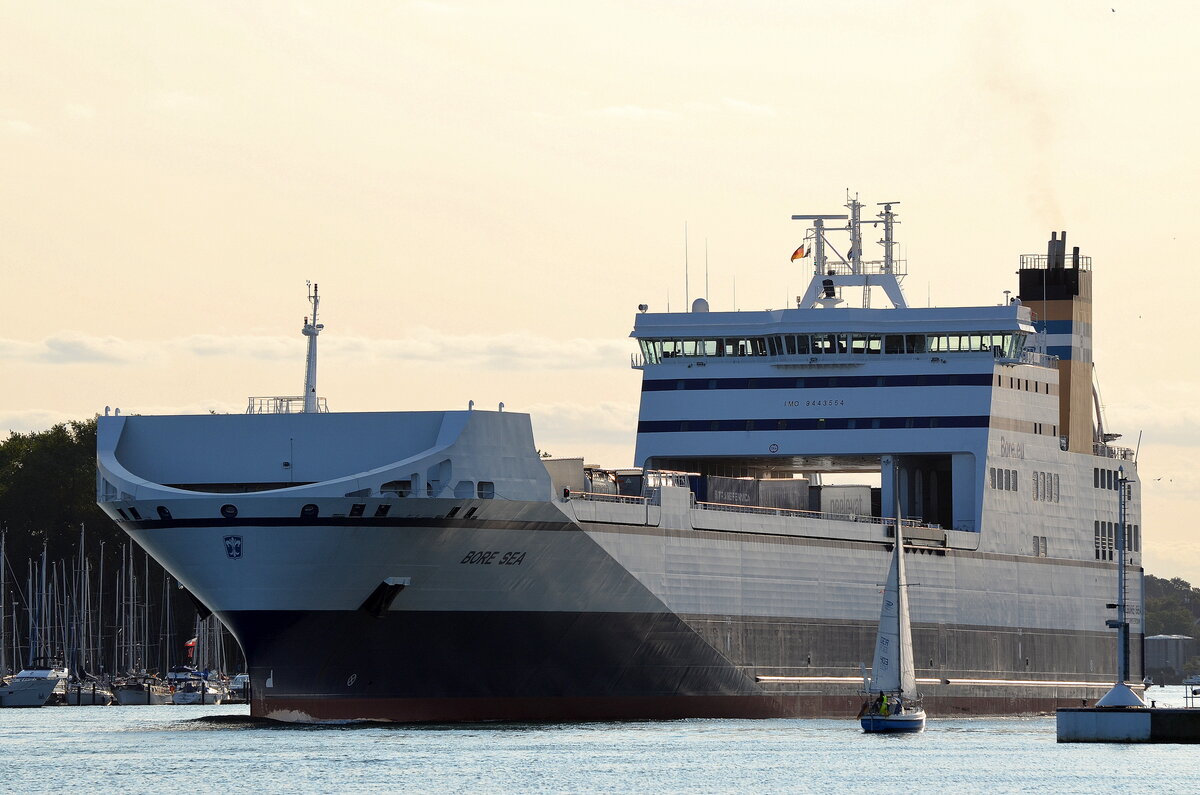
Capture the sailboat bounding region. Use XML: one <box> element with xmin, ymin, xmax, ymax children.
<box><xmin>859</xmin><ymin>471</ymin><xmax>926</xmax><ymax>733</ymax></box>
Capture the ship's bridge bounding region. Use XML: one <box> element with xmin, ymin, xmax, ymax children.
<box><xmin>628</xmin><ymin>301</ymin><xmax>1048</xmax><ymax>535</ymax></box>
<box><xmin>630</xmin><ymin>303</ymin><xmax>1039</xmax><ymax>368</ymax></box>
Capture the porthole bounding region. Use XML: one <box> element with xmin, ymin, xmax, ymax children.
<box><xmin>301</xmin><ymin>503</ymin><xmax>319</xmax><ymax>518</ymax></box>
<box><xmin>156</xmin><ymin>506</ymin><xmax>172</xmax><ymax>520</ymax></box>
<box><xmin>220</xmin><ymin>504</ymin><xmax>238</xmax><ymax>519</ymax></box>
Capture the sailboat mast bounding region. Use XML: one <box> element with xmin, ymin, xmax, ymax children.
<box><xmin>894</xmin><ymin>479</ymin><xmax>908</xmax><ymax>695</ymax></box>
<box><xmin>39</xmin><ymin>542</ymin><xmax>48</xmax><ymax>662</ymax></box>
<box><xmin>894</xmin><ymin>469</ymin><xmax>917</xmax><ymax>698</ymax></box>
<box><xmin>0</xmin><ymin>531</ymin><xmax>6</xmax><ymax>677</ymax></box>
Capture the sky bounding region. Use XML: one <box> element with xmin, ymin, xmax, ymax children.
<box><xmin>2</xmin><ymin>1</ymin><xmax>1198</xmax><ymax>580</ymax></box>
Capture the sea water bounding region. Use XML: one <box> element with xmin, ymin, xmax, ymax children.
<box><xmin>2</xmin><ymin>687</ymin><xmax>1195</xmax><ymax>794</ymax></box>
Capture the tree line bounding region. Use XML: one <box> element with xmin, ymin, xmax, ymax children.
<box><xmin>1</xmin><ymin>419</ymin><xmax>220</xmax><ymax>676</ymax></box>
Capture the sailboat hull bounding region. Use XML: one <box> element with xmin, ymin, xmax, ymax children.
<box><xmin>860</xmin><ymin>710</ymin><xmax>926</xmax><ymax>733</ymax></box>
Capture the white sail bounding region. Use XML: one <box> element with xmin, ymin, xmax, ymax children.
<box><xmin>869</xmin><ymin>511</ymin><xmax>917</xmax><ymax>696</ymax></box>
<box><xmin>868</xmin><ymin>542</ymin><xmax>902</xmax><ymax>693</ymax></box>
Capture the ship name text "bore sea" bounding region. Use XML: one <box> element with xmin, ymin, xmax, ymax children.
<box><xmin>460</xmin><ymin>551</ymin><xmax>526</xmax><ymax>566</ymax></box>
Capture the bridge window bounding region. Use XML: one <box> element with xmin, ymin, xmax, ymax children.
<box><xmin>639</xmin><ymin>330</ymin><xmax>1022</xmax><ymax>364</ymax></box>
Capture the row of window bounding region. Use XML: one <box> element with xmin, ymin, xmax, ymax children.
<box><xmin>996</xmin><ymin>374</ymin><xmax>1057</xmax><ymax>395</ymax></box>
<box><xmin>1032</xmin><ymin>471</ymin><xmax>1061</xmax><ymax>503</ymax></box>
<box><xmin>115</xmin><ymin>482</ymin><xmax>499</xmax><ymax>524</ymax></box>
<box><xmin>1093</xmin><ymin>468</ymin><xmax>1125</xmax><ymax>490</ymax></box>
<box><xmin>1095</xmin><ymin>520</ymin><xmax>1141</xmax><ymax>560</ymax></box>
<box><xmin>1032</xmin><ymin>535</ymin><xmax>1048</xmax><ymax>557</ymax></box>
<box><xmin>989</xmin><ymin>467</ymin><xmax>1020</xmax><ymax>492</ymax></box>
<box><xmin>380</xmin><ymin>479</ymin><xmax>495</xmax><ymax>499</ymax></box>
<box><xmin>641</xmin><ymin>332</ymin><xmax>1028</xmax><ymax>364</ymax></box>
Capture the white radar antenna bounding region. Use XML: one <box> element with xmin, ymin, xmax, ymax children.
<box><xmin>301</xmin><ymin>281</ymin><xmax>324</xmax><ymax>413</ymax></box>
<box><xmin>792</xmin><ymin>192</ymin><xmax>908</xmax><ymax>310</ymax></box>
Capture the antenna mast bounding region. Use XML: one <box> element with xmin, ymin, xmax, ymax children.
<box><xmin>846</xmin><ymin>192</ymin><xmax>868</xmax><ymax>307</ymax></box>
<box><xmin>792</xmin><ymin>194</ymin><xmax>907</xmax><ymax>310</ymax></box>
<box><xmin>301</xmin><ymin>282</ymin><xmax>324</xmax><ymax>414</ymax></box>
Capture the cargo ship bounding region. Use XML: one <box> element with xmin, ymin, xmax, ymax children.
<box><xmin>95</xmin><ymin>197</ymin><xmax>1143</xmax><ymax>722</ymax></box>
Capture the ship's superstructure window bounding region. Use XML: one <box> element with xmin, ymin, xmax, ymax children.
<box><xmin>477</xmin><ymin>481</ymin><xmax>495</xmax><ymax>499</ymax></box>
<box><xmin>1093</xmin><ymin>517</ymin><xmax>1141</xmax><ymax>558</ymax></box>
<box><xmin>301</xmin><ymin>503</ymin><xmax>319</xmax><ymax>518</ymax></box>
<box><xmin>1092</xmin><ymin>521</ymin><xmax>1140</xmax><ymax>560</ymax></box>
<box><xmin>1095</xmin><ymin>521</ymin><xmax>1110</xmax><ymax>560</ymax></box>
<box><xmin>1032</xmin><ymin>536</ymin><xmax>1048</xmax><ymax>557</ymax></box>
<box><xmin>1032</xmin><ymin>471</ymin><xmax>1060</xmax><ymax>502</ymax></box>
<box><xmin>373</xmin><ymin>504</ymin><xmax>391</xmax><ymax>517</ymax></box>
<box><xmin>127</xmin><ymin>507</ymin><xmax>142</xmax><ymax>520</ymax></box>
<box><xmin>639</xmin><ymin>332</ymin><xmax>1026</xmax><ymax>365</ymax></box>
<box><xmin>349</xmin><ymin>503</ymin><xmax>365</xmax><ymax>517</ymax></box>
<box><xmin>220</xmin><ymin>503</ymin><xmax>238</xmax><ymax>519</ymax></box>
<box><xmin>1093</xmin><ymin>467</ymin><xmax>1123</xmax><ymax>490</ymax></box>
<box><xmin>990</xmin><ymin>467</ymin><xmax>1019</xmax><ymax>491</ymax></box>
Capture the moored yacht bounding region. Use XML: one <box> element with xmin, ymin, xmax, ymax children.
<box><xmin>113</xmin><ymin>674</ymin><xmax>173</xmax><ymax>706</ymax></box>
<box><xmin>0</xmin><ymin>659</ymin><xmax>69</xmax><ymax>708</ymax></box>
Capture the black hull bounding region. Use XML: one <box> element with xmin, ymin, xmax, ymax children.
<box><xmin>223</xmin><ymin>608</ymin><xmax>1135</xmax><ymax>723</ymax></box>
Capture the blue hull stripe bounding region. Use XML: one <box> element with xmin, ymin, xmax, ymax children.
<box><xmin>641</xmin><ymin>373</ymin><xmax>993</xmax><ymax>392</ymax></box>
<box><xmin>638</xmin><ymin>416</ymin><xmax>991</xmax><ymax>433</ymax></box>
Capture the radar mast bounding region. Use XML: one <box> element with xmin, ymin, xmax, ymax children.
<box><xmin>792</xmin><ymin>193</ymin><xmax>907</xmax><ymax>310</ymax></box>
<box><xmin>302</xmin><ymin>282</ymin><xmax>324</xmax><ymax>414</ymax></box>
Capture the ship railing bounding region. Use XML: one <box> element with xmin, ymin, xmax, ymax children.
<box><xmin>245</xmin><ymin>395</ymin><xmax>329</xmax><ymax>414</ymax></box>
<box><xmin>1010</xmin><ymin>350</ymin><xmax>1057</xmax><ymax>367</ymax></box>
<box><xmin>567</xmin><ymin>490</ymin><xmax>944</xmax><ymax>535</ymax></box>
<box><xmin>694</xmin><ymin>500</ymin><xmax>931</xmax><ymax>530</ymax></box>
<box><xmin>1093</xmin><ymin>443</ymin><xmax>1136</xmax><ymax>461</ymax></box>
<box><xmin>817</xmin><ymin>259</ymin><xmax>908</xmax><ymax>278</ymax></box>
<box><xmin>565</xmin><ymin>491</ymin><xmax>648</xmax><ymax>505</ymax></box>
<box><xmin>1019</xmin><ymin>253</ymin><xmax>1092</xmax><ymax>271</ymax></box>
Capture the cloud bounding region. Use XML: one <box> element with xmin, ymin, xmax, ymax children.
<box><xmin>4</xmin><ymin>119</ymin><xmax>35</xmax><ymax>135</ymax></box>
<box><xmin>0</xmin><ymin>329</ymin><xmax>632</xmax><ymax>371</ymax></box>
<box><xmin>528</xmin><ymin>400</ymin><xmax>638</xmax><ymax>441</ymax></box>
<box><xmin>588</xmin><ymin>99</ymin><xmax>776</xmax><ymax>122</ymax></box>
<box><xmin>330</xmin><ymin>327</ymin><xmax>630</xmax><ymax>370</ymax></box>
<box><xmin>587</xmin><ymin>105</ymin><xmax>679</xmax><ymax>122</ymax></box>
<box><xmin>63</xmin><ymin>103</ymin><xmax>96</xmax><ymax>120</ymax></box>
<box><xmin>152</xmin><ymin>90</ymin><xmax>215</xmax><ymax>113</ymax></box>
<box><xmin>172</xmin><ymin>334</ymin><xmax>299</xmax><ymax>361</ymax></box>
<box><xmin>405</xmin><ymin>0</ymin><xmax>461</xmax><ymax>15</ymax></box>
<box><xmin>0</xmin><ymin>409</ymin><xmax>83</xmax><ymax>436</ymax></box>
<box><xmin>0</xmin><ymin>333</ymin><xmax>148</xmax><ymax>364</ymax></box>
<box><xmin>721</xmin><ymin>98</ymin><xmax>776</xmax><ymax>117</ymax></box>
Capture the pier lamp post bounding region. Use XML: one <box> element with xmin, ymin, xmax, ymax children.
<box><xmin>1095</xmin><ymin>464</ymin><xmax>1145</xmax><ymax>707</ymax></box>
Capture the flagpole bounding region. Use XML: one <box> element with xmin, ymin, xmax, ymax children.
<box><xmin>684</xmin><ymin>222</ymin><xmax>690</xmax><ymax>308</ymax></box>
